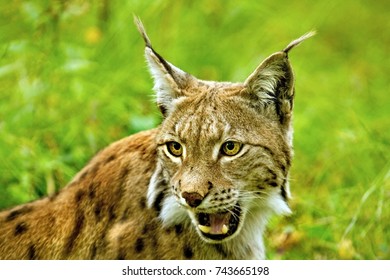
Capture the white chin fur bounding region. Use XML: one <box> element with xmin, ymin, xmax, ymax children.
<box><xmin>268</xmin><ymin>193</ymin><xmax>291</xmax><ymax>216</ymax></box>
<box><xmin>160</xmin><ymin>196</ymin><xmax>189</xmax><ymax>227</ymax></box>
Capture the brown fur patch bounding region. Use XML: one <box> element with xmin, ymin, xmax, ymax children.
<box><xmin>5</xmin><ymin>206</ymin><xmax>33</xmax><ymax>222</ymax></box>
<box><xmin>75</xmin><ymin>190</ymin><xmax>85</xmax><ymax>203</ymax></box>
<box><xmin>174</xmin><ymin>224</ymin><xmax>183</xmax><ymax>235</ymax></box>
<box><xmin>104</xmin><ymin>154</ymin><xmax>117</xmax><ymax>165</ymax></box>
<box><xmin>139</xmin><ymin>197</ymin><xmax>146</xmax><ymax>209</ymax></box>
<box><xmin>94</xmin><ymin>201</ymin><xmax>103</xmax><ymax>220</ymax></box>
<box><xmin>153</xmin><ymin>192</ymin><xmax>165</xmax><ymax>213</ymax></box>
<box><xmin>64</xmin><ymin>210</ymin><xmax>85</xmax><ymax>256</ymax></box>
<box><xmin>14</xmin><ymin>222</ymin><xmax>28</xmax><ymax>236</ymax></box>
<box><xmin>183</xmin><ymin>245</ymin><xmax>193</xmax><ymax>259</ymax></box>
<box><xmin>134</xmin><ymin>238</ymin><xmax>144</xmax><ymax>253</ymax></box>
<box><xmin>28</xmin><ymin>244</ymin><xmax>37</xmax><ymax>260</ymax></box>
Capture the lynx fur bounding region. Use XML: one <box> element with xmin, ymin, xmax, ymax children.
<box><xmin>0</xmin><ymin>18</ymin><xmax>314</xmax><ymax>259</ymax></box>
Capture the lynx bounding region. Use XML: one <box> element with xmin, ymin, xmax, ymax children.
<box><xmin>0</xmin><ymin>18</ymin><xmax>314</xmax><ymax>260</ymax></box>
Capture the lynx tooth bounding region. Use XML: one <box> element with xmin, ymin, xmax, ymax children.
<box><xmin>222</xmin><ymin>224</ymin><xmax>229</xmax><ymax>234</ymax></box>
<box><xmin>198</xmin><ymin>225</ymin><xmax>211</xmax><ymax>234</ymax></box>
<box><xmin>198</xmin><ymin>224</ymin><xmax>229</xmax><ymax>234</ymax></box>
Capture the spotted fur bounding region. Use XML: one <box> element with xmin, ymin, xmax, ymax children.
<box><xmin>0</xmin><ymin>18</ymin><xmax>314</xmax><ymax>260</ymax></box>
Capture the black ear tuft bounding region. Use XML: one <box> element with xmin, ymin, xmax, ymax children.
<box><xmin>244</xmin><ymin>32</ymin><xmax>315</xmax><ymax>124</ymax></box>
<box><xmin>282</xmin><ymin>31</ymin><xmax>316</xmax><ymax>54</ymax></box>
<box><xmin>134</xmin><ymin>16</ymin><xmax>194</xmax><ymax>118</ymax></box>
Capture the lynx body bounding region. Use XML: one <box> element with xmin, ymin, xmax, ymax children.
<box><xmin>0</xmin><ymin>19</ymin><xmax>314</xmax><ymax>259</ymax></box>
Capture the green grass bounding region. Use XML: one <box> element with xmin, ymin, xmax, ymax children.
<box><xmin>0</xmin><ymin>0</ymin><xmax>388</xmax><ymax>259</ymax></box>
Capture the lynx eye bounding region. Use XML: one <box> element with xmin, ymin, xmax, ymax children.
<box><xmin>167</xmin><ymin>141</ymin><xmax>183</xmax><ymax>157</ymax></box>
<box><xmin>221</xmin><ymin>141</ymin><xmax>242</xmax><ymax>156</ymax></box>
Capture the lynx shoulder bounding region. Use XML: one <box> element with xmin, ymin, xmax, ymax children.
<box><xmin>0</xmin><ymin>19</ymin><xmax>314</xmax><ymax>260</ymax></box>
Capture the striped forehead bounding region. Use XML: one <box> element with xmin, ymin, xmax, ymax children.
<box><xmin>174</xmin><ymin>101</ymin><xmax>230</xmax><ymax>145</ymax></box>
<box><xmin>164</xmin><ymin>83</ymin><xmax>246</xmax><ymax>145</ymax></box>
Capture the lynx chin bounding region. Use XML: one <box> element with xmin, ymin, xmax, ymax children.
<box><xmin>0</xmin><ymin>17</ymin><xmax>314</xmax><ymax>260</ymax></box>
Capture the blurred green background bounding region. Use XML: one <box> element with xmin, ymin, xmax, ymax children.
<box><xmin>0</xmin><ymin>0</ymin><xmax>389</xmax><ymax>259</ymax></box>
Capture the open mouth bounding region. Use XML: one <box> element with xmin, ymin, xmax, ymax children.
<box><xmin>196</xmin><ymin>204</ymin><xmax>241</xmax><ymax>241</ymax></box>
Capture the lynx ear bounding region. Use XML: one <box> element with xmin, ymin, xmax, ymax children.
<box><xmin>134</xmin><ymin>17</ymin><xmax>192</xmax><ymax>117</ymax></box>
<box><xmin>244</xmin><ymin>32</ymin><xmax>315</xmax><ymax>125</ymax></box>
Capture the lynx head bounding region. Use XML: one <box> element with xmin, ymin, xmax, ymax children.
<box><xmin>135</xmin><ymin>17</ymin><xmax>314</xmax><ymax>244</ymax></box>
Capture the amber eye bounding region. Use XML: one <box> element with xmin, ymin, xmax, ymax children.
<box><xmin>221</xmin><ymin>141</ymin><xmax>242</xmax><ymax>156</ymax></box>
<box><xmin>167</xmin><ymin>141</ymin><xmax>183</xmax><ymax>157</ymax></box>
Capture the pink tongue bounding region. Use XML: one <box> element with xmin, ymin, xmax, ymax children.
<box><xmin>209</xmin><ymin>213</ymin><xmax>231</xmax><ymax>235</ymax></box>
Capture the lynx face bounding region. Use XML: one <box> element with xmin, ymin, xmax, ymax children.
<box><xmin>156</xmin><ymin>83</ymin><xmax>292</xmax><ymax>243</ymax></box>
<box><xmin>135</xmin><ymin>18</ymin><xmax>314</xmax><ymax>245</ymax></box>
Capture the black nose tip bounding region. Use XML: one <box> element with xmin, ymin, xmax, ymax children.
<box><xmin>182</xmin><ymin>192</ymin><xmax>203</xmax><ymax>208</ymax></box>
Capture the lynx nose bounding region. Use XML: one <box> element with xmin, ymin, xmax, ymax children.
<box><xmin>182</xmin><ymin>192</ymin><xmax>203</xmax><ymax>208</ymax></box>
